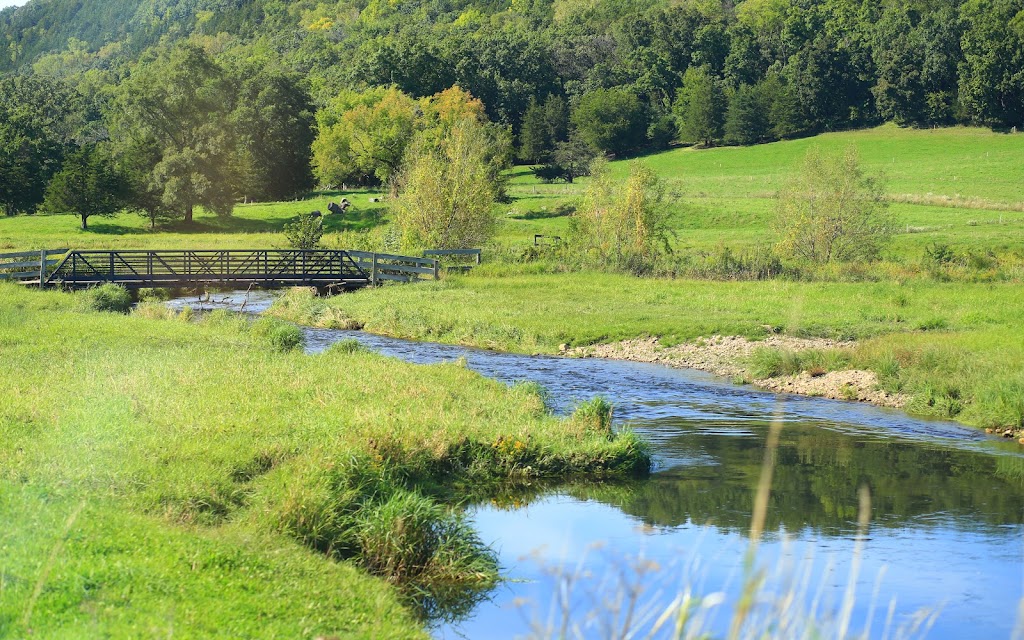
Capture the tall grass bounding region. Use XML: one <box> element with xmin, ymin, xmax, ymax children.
<box><xmin>0</xmin><ymin>283</ymin><xmax>649</xmax><ymax>636</ymax></box>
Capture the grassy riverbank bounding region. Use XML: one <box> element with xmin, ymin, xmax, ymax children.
<box><xmin>0</xmin><ymin>283</ymin><xmax>647</xmax><ymax>637</ymax></box>
<box><xmin>270</xmin><ymin>276</ymin><xmax>1024</xmax><ymax>431</ymax></box>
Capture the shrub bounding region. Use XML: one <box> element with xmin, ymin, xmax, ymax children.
<box><xmin>570</xmin><ymin>160</ymin><xmax>674</xmax><ymax>273</ymax></box>
<box><xmin>86</xmin><ymin>283</ymin><xmax>132</xmax><ymax>313</ymax></box>
<box><xmin>251</xmin><ymin>317</ymin><xmax>304</xmax><ymax>351</ymax></box>
<box><xmin>284</xmin><ymin>212</ymin><xmax>324</xmax><ymax>249</ymax></box>
<box><xmin>775</xmin><ymin>147</ymin><xmax>894</xmax><ymax>264</ymax></box>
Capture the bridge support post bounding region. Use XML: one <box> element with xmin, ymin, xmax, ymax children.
<box><xmin>371</xmin><ymin>253</ymin><xmax>378</xmax><ymax>286</ymax></box>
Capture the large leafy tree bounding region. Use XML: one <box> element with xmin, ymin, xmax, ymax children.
<box><xmin>674</xmin><ymin>66</ymin><xmax>725</xmax><ymax>146</ymax></box>
<box><xmin>571</xmin><ymin>87</ymin><xmax>648</xmax><ymax>156</ymax></box>
<box><xmin>42</xmin><ymin>144</ymin><xmax>127</xmax><ymax>230</ymax></box>
<box><xmin>113</xmin><ymin>43</ymin><xmax>235</xmax><ymax>224</ymax></box>
<box><xmin>230</xmin><ymin>60</ymin><xmax>315</xmax><ymax>202</ymax></box>
<box><xmin>312</xmin><ymin>86</ymin><xmax>418</xmax><ymax>187</ymax></box>
<box><xmin>0</xmin><ymin>75</ymin><xmax>88</xmax><ymax>216</ymax></box>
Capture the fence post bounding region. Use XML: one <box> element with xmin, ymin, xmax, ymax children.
<box><xmin>432</xmin><ymin>259</ymin><xmax>439</xmax><ymax>280</ymax></box>
<box><xmin>475</xmin><ymin>250</ymin><xmax>481</xmax><ymax>265</ymax></box>
<box><xmin>39</xmin><ymin>250</ymin><xmax>45</xmax><ymax>288</ymax></box>
<box><xmin>371</xmin><ymin>253</ymin><xmax>378</xmax><ymax>286</ymax></box>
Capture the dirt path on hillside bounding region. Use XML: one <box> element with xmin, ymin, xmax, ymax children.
<box><xmin>567</xmin><ymin>335</ymin><xmax>909</xmax><ymax>409</ymax></box>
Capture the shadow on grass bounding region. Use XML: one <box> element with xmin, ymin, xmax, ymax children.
<box><xmin>84</xmin><ymin>223</ymin><xmax>151</xmax><ymax>236</ymax></box>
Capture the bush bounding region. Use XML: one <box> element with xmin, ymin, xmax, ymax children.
<box><xmin>86</xmin><ymin>283</ymin><xmax>132</xmax><ymax>313</ymax></box>
<box><xmin>775</xmin><ymin>147</ymin><xmax>894</xmax><ymax>264</ymax></box>
<box><xmin>570</xmin><ymin>160</ymin><xmax>674</xmax><ymax>273</ymax></box>
<box><xmin>284</xmin><ymin>212</ymin><xmax>324</xmax><ymax>250</ymax></box>
<box><xmin>251</xmin><ymin>317</ymin><xmax>304</xmax><ymax>351</ymax></box>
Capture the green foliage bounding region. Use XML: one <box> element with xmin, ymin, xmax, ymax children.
<box><xmin>724</xmin><ymin>83</ymin><xmax>771</xmax><ymax>146</ymax></box>
<box><xmin>42</xmin><ymin>143</ymin><xmax>128</xmax><ymax>230</ymax></box>
<box><xmin>229</xmin><ymin>60</ymin><xmax>315</xmax><ymax>201</ymax></box>
<box><xmin>570</xmin><ymin>160</ymin><xmax>673</xmax><ymax>273</ymax></box>
<box><xmin>775</xmin><ymin>147</ymin><xmax>894</xmax><ymax>264</ymax></box>
<box><xmin>571</xmin><ymin>88</ymin><xmax>648</xmax><ymax>156</ymax></box>
<box><xmin>674</xmin><ymin>66</ymin><xmax>726</xmax><ymax>146</ymax></box>
<box><xmin>86</xmin><ymin>283</ymin><xmax>132</xmax><ymax>312</ymax></box>
<box><xmin>113</xmin><ymin>43</ymin><xmax>236</xmax><ymax>224</ymax></box>
<box><xmin>1</xmin><ymin>0</ymin><xmax>1023</xmax><ymax>175</ymax></box>
<box><xmin>0</xmin><ymin>74</ymin><xmax>89</xmax><ymax>216</ymax></box>
<box><xmin>518</xmin><ymin>94</ymin><xmax>569</xmax><ymax>164</ymax></box>
<box><xmin>283</xmin><ymin>211</ymin><xmax>324</xmax><ymax>249</ymax></box>
<box><xmin>958</xmin><ymin>0</ymin><xmax>1024</xmax><ymax>128</ymax></box>
<box><xmin>313</xmin><ymin>86</ymin><xmax>419</xmax><ymax>187</ymax></box>
<box><xmin>391</xmin><ymin>113</ymin><xmax>501</xmax><ymax>250</ymax></box>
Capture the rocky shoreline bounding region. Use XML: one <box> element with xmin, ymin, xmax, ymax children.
<box><xmin>567</xmin><ymin>335</ymin><xmax>909</xmax><ymax>410</ymax></box>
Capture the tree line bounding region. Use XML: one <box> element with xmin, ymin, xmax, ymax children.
<box><xmin>1</xmin><ymin>0</ymin><xmax>1022</xmax><ymax>230</ymax></box>
<box><xmin>3</xmin><ymin>0</ymin><xmax>1022</xmax><ymax>144</ymax></box>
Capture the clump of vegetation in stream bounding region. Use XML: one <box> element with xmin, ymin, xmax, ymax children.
<box><xmin>85</xmin><ymin>283</ymin><xmax>133</xmax><ymax>313</ymax></box>
<box><xmin>0</xmin><ymin>283</ymin><xmax>649</xmax><ymax>637</ymax></box>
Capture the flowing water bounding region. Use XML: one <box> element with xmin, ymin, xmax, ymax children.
<box><xmin>173</xmin><ymin>291</ymin><xmax>1024</xmax><ymax>638</ymax></box>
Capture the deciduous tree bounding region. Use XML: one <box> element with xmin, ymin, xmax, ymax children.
<box><xmin>571</xmin><ymin>88</ymin><xmax>648</xmax><ymax>156</ymax></box>
<box><xmin>113</xmin><ymin>43</ymin><xmax>236</xmax><ymax>224</ymax></box>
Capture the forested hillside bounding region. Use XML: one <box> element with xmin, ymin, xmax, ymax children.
<box><xmin>1</xmin><ymin>0</ymin><xmax>1021</xmax><ymax>222</ymax></box>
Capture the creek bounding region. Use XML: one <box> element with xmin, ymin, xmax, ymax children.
<box><xmin>172</xmin><ymin>291</ymin><xmax>1024</xmax><ymax>639</ymax></box>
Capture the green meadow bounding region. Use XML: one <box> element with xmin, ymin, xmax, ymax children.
<box><xmin>3</xmin><ymin>126</ymin><xmax>1023</xmax><ymax>265</ymax></box>
<box><xmin>0</xmin><ymin>283</ymin><xmax>645</xmax><ymax>636</ymax></box>
<box><xmin>2</xmin><ymin>124</ymin><xmax>1023</xmax><ymax>633</ymax></box>
<box><xmin>500</xmin><ymin>125</ymin><xmax>1024</xmax><ymax>261</ymax></box>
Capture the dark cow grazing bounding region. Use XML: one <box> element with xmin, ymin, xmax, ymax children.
<box><xmin>310</xmin><ymin>210</ymin><xmax>322</xmax><ymax>218</ymax></box>
<box><xmin>328</xmin><ymin>199</ymin><xmax>351</xmax><ymax>216</ymax></box>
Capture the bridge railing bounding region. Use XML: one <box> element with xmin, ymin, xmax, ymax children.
<box><xmin>348</xmin><ymin>251</ymin><xmax>439</xmax><ymax>284</ymax></box>
<box><xmin>0</xmin><ymin>248</ymin><xmax>69</xmax><ymax>286</ymax></box>
<box><xmin>46</xmin><ymin>249</ymin><xmax>368</xmax><ymax>287</ymax></box>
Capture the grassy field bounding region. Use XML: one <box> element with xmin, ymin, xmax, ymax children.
<box><xmin>0</xmin><ymin>193</ymin><xmax>389</xmax><ymax>251</ymax></box>
<box><xmin>500</xmin><ymin>125</ymin><xmax>1024</xmax><ymax>261</ymax></box>
<box><xmin>0</xmin><ymin>283</ymin><xmax>646</xmax><ymax>637</ymax></box>
<box><xmin>2</xmin><ymin>125</ymin><xmax>1021</xmax><ymax>269</ymax></box>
